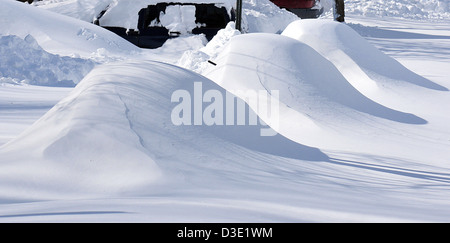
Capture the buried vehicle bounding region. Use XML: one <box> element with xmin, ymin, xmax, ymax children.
<box><xmin>270</xmin><ymin>0</ymin><xmax>323</xmax><ymax>19</ymax></box>
<box><xmin>94</xmin><ymin>1</ymin><xmax>235</xmax><ymax>49</ymax></box>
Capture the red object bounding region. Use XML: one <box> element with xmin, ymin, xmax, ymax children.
<box><xmin>270</xmin><ymin>0</ymin><xmax>317</xmax><ymax>9</ymax></box>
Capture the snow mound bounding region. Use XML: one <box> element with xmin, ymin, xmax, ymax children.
<box><xmin>0</xmin><ymin>35</ymin><xmax>94</xmax><ymax>87</ymax></box>
<box><xmin>205</xmin><ymin>33</ymin><xmax>426</xmax><ymax>148</ymax></box>
<box><xmin>0</xmin><ymin>0</ymin><xmax>140</xmax><ymax>59</ymax></box>
<box><xmin>282</xmin><ymin>20</ymin><xmax>448</xmax><ymax>98</ymax></box>
<box><xmin>0</xmin><ymin>60</ymin><xmax>327</xmax><ymax>200</ymax></box>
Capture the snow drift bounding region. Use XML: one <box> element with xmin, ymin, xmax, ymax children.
<box><xmin>281</xmin><ymin>19</ymin><xmax>448</xmax><ymax>114</ymax></box>
<box><xmin>0</xmin><ymin>60</ymin><xmax>327</xmax><ymax>200</ymax></box>
<box><xmin>282</xmin><ymin>20</ymin><xmax>448</xmax><ymax>93</ymax></box>
<box><xmin>1</xmin><ymin>0</ymin><xmax>450</xmax><ymax>223</ymax></box>
<box><xmin>0</xmin><ymin>35</ymin><xmax>94</xmax><ymax>86</ymax></box>
<box><xmin>205</xmin><ymin>33</ymin><xmax>428</xmax><ymax>149</ymax></box>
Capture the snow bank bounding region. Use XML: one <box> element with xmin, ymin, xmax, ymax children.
<box><xmin>0</xmin><ymin>0</ymin><xmax>140</xmax><ymax>58</ymax></box>
<box><xmin>0</xmin><ymin>35</ymin><xmax>94</xmax><ymax>87</ymax></box>
<box><xmin>281</xmin><ymin>20</ymin><xmax>448</xmax><ymax>98</ymax></box>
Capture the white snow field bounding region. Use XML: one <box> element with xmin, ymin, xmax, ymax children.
<box><xmin>0</xmin><ymin>0</ymin><xmax>449</xmax><ymax>222</ymax></box>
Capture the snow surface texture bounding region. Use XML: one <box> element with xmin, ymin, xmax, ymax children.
<box><xmin>2</xmin><ymin>59</ymin><xmax>450</xmax><ymax>222</ymax></box>
<box><xmin>1</xmin><ymin>0</ymin><xmax>450</xmax><ymax>222</ymax></box>
<box><xmin>0</xmin><ymin>35</ymin><xmax>94</xmax><ymax>86</ymax></box>
<box><xmin>0</xmin><ymin>84</ymin><xmax>72</xmax><ymax>146</ymax></box>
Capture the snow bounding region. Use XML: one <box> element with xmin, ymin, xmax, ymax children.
<box><xmin>159</xmin><ymin>5</ymin><xmax>198</xmax><ymax>34</ymax></box>
<box><xmin>0</xmin><ymin>0</ymin><xmax>450</xmax><ymax>222</ymax></box>
<box><xmin>178</xmin><ymin>22</ymin><xmax>241</xmax><ymax>73</ymax></box>
<box><xmin>318</xmin><ymin>0</ymin><xmax>450</xmax><ymax>20</ymax></box>
<box><xmin>0</xmin><ymin>35</ymin><xmax>95</xmax><ymax>86</ymax></box>
<box><xmin>282</xmin><ymin>20</ymin><xmax>447</xmax><ymax>101</ymax></box>
<box><xmin>343</xmin><ymin>0</ymin><xmax>450</xmax><ymax>20</ymax></box>
<box><xmin>0</xmin><ymin>0</ymin><xmax>140</xmax><ymax>58</ymax></box>
<box><xmin>0</xmin><ymin>83</ymin><xmax>72</xmax><ymax>147</ymax></box>
<box><xmin>34</xmin><ymin>0</ymin><xmax>450</xmax><ymax>23</ymax></box>
<box><xmin>32</xmin><ymin>0</ymin><xmax>113</xmax><ymax>23</ymax></box>
<box><xmin>34</xmin><ymin>0</ymin><xmax>299</xmax><ymax>34</ymax></box>
<box><xmin>203</xmin><ymin>30</ymin><xmax>443</xmax><ymax>157</ymax></box>
<box><xmin>56</xmin><ymin>0</ymin><xmax>235</xmax><ymax>30</ymax></box>
<box><xmin>241</xmin><ymin>0</ymin><xmax>299</xmax><ymax>33</ymax></box>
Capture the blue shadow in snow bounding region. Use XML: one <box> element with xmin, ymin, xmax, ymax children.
<box><xmin>202</xmin><ymin>99</ymin><xmax>330</xmax><ymax>162</ymax></box>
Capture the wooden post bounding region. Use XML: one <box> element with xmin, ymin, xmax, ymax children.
<box><xmin>236</xmin><ymin>0</ymin><xmax>243</xmax><ymax>31</ymax></box>
<box><xmin>334</xmin><ymin>0</ymin><xmax>345</xmax><ymax>22</ymax></box>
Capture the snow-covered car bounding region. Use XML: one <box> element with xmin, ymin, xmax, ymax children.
<box><xmin>270</xmin><ymin>0</ymin><xmax>323</xmax><ymax>19</ymax></box>
<box><xmin>94</xmin><ymin>1</ymin><xmax>235</xmax><ymax>49</ymax></box>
